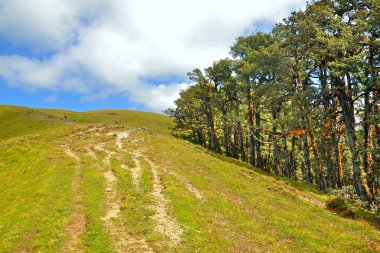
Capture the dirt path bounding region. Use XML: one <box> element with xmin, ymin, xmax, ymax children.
<box><xmin>64</xmin><ymin>147</ymin><xmax>80</xmax><ymax>163</ymax></box>
<box><xmin>278</xmin><ymin>184</ymin><xmax>326</xmax><ymax>208</ymax></box>
<box><xmin>63</xmin><ymin>128</ymin><xmax>185</xmax><ymax>251</ymax></box>
<box><xmin>130</xmin><ymin>152</ymin><xmax>143</xmax><ymax>189</ymax></box>
<box><xmin>161</xmin><ymin>167</ymin><xmax>203</xmax><ymax>200</ymax></box>
<box><xmin>108</xmin><ymin>128</ymin><xmax>149</xmax><ymax>150</ymax></box>
<box><xmin>85</xmin><ymin>147</ymin><xmax>97</xmax><ymax>159</ymax></box>
<box><xmin>95</xmin><ymin>140</ymin><xmax>122</xmax><ymax>223</ymax></box>
<box><xmin>147</xmin><ymin>159</ymin><xmax>183</xmax><ymax>246</ymax></box>
<box><xmin>63</xmin><ymin>146</ymin><xmax>86</xmax><ymax>253</ymax></box>
<box><xmin>296</xmin><ymin>193</ymin><xmax>326</xmax><ymax>208</ymax></box>
<box><xmin>115</xmin><ymin>129</ymin><xmax>184</xmax><ymax>246</ymax></box>
<box><xmin>99</xmin><ymin>130</ymin><xmax>154</xmax><ymax>253</ymax></box>
<box><xmin>112</xmin><ymin>130</ymin><xmax>143</xmax><ymax>190</ymax></box>
<box><xmin>94</xmin><ymin>142</ymin><xmax>116</xmax><ymax>166</ymax></box>
<box><xmin>113</xmin><ymin>130</ymin><xmax>130</xmax><ymax>150</ymax></box>
<box><xmin>101</xmin><ymin>170</ymin><xmax>121</xmax><ymax>221</ymax></box>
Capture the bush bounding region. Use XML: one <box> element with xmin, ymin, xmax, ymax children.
<box><xmin>327</xmin><ymin>186</ymin><xmax>371</xmax><ymax>215</ymax></box>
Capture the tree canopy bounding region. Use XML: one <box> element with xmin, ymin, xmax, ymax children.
<box><xmin>166</xmin><ymin>0</ymin><xmax>380</xmax><ymax>205</ymax></box>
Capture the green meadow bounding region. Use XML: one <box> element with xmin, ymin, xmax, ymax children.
<box><xmin>0</xmin><ymin>105</ymin><xmax>379</xmax><ymax>252</ymax></box>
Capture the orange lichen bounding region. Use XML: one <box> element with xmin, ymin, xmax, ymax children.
<box><xmin>285</xmin><ymin>129</ymin><xmax>308</xmax><ymax>137</ymax></box>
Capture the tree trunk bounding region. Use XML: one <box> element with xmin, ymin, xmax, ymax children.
<box><xmin>290</xmin><ymin>136</ymin><xmax>297</xmax><ymax>179</ymax></box>
<box><xmin>272</xmin><ymin>106</ymin><xmax>280</xmax><ymax>175</ymax></box>
<box><xmin>335</xmin><ymin>75</ymin><xmax>371</xmax><ymax>201</ymax></box>
<box><xmin>238</xmin><ymin>121</ymin><xmax>246</xmax><ymax>162</ymax></box>
<box><xmin>363</xmin><ymin>87</ymin><xmax>375</xmax><ymax>196</ymax></box>
<box><xmin>303</xmin><ymin>134</ymin><xmax>312</xmax><ymax>184</ymax></box>
<box><xmin>283</xmin><ymin>136</ymin><xmax>290</xmax><ymax>178</ymax></box>
<box><xmin>231</xmin><ymin>124</ymin><xmax>238</xmax><ymax>159</ymax></box>
<box><xmin>309</xmin><ymin>131</ymin><xmax>324</xmax><ymax>190</ymax></box>
<box><xmin>222</xmin><ymin>111</ymin><xmax>230</xmax><ymax>157</ymax></box>
<box><xmin>335</xmin><ymin>135</ymin><xmax>344</xmax><ymax>188</ymax></box>
<box><xmin>255</xmin><ymin>112</ymin><xmax>262</xmax><ymax>169</ymax></box>
<box><xmin>247</xmin><ymin>85</ymin><xmax>256</xmax><ymax>166</ymax></box>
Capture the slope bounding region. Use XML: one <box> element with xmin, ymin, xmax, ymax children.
<box><xmin>0</xmin><ymin>105</ymin><xmax>379</xmax><ymax>252</ymax></box>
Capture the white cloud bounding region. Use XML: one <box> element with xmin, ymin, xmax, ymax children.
<box><xmin>0</xmin><ymin>0</ymin><xmax>306</xmax><ymax>111</ymax></box>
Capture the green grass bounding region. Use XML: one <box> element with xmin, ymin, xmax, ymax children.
<box><xmin>0</xmin><ymin>105</ymin><xmax>64</xmax><ymax>141</ymax></box>
<box><xmin>142</xmin><ymin>134</ymin><xmax>380</xmax><ymax>252</ymax></box>
<box><xmin>80</xmin><ymin>153</ymin><xmax>112</xmax><ymax>252</ymax></box>
<box><xmin>0</xmin><ymin>126</ymin><xmax>75</xmax><ymax>252</ymax></box>
<box><xmin>0</xmin><ymin>105</ymin><xmax>379</xmax><ymax>252</ymax></box>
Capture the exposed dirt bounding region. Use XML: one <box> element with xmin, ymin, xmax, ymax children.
<box><xmin>106</xmin><ymin>220</ymin><xmax>154</xmax><ymax>253</ymax></box>
<box><xmin>64</xmin><ymin>146</ymin><xmax>80</xmax><ymax>163</ymax></box>
<box><xmin>85</xmin><ymin>147</ymin><xmax>97</xmax><ymax>159</ymax></box>
<box><xmin>86</xmin><ymin>126</ymin><xmax>106</xmax><ymax>133</ymax></box>
<box><xmin>62</xmin><ymin>128</ymin><xmax>186</xmax><ymax>251</ymax></box>
<box><xmin>64</xmin><ymin>207</ymin><xmax>86</xmax><ymax>253</ymax></box>
<box><xmin>296</xmin><ymin>194</ymin><xmax>326</xmax><ymax>208</ymax></box>
<box><xmin>130</xmin><ymin>152</ymin><xmax>143</xmax><ymax>189</ymax></box>
<box><xmin>63</xmin><ymin>146</ymin><xmax>86</xmax><ymax>253</ymax></box>
<box><xmin>94</xmin><ymin>142</ymin><xmax>116</xmax><ymax>166</ymax></box>
<box><xmin>147</xmin><ymin>159</ymin><xmax>183</xmax><ymax>246</ymax></box>
<box><xmin>161</xmin><ymin>167</ymin><xmax>204</xmax><ymax>200</ymax></box>
<box><xmin>111</xmin><ymin>128</ymin><xmax>150</xmax><ymax>150</ymax></box>
<box><xmin>101</xmin><ymin>170</ymin><xmax>121</xmax><ymax>221</ymax></box>
<box><xmin>100</xmin><ymin>129</ymin><xmax>155</xmax><ymax>252</ymax></box>
<box><xmin>279</xmin><ymin>184</ymin><xmax>326</xmax><ymax>208</ymax></box>
<box><xmin>112</xmin><ymin>130</ymin><xmax>144</xmax><ymax>190</ymax></box>
<box><xmin>114</xmin><ymin>130</ymin><xmax>130</xmax><ymax>150</ymax></box>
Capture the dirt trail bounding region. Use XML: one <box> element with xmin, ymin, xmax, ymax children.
<box><xmin>99</xmin><ymin>129</ymin><xmax>154</xmax><ymax>253</ymax></box>
<box><xmin>113</xmin><ymin>130</ymin><xmax>130</xmax><ymax>150</ymax></box>
<box><xmin>130</xmin><ymin>152</ymin><xmax>143</xmax><ymax>189</ymax></box>
<box><xmin>296</xmin><ymin>193</ymin><xmax>326</xmax><ymax>208</ymax></box>
<box><xmin>147</xmin><ymin>159</ymin><xmax>183</xmax><ymax>246</ymax></box>
<box><xmin>161</xmin><ymin>167</ymin><xmax>203</xmax><ymax>200</ymax></box>
<box><xmin>115</xmin><ymin>129</ymin><xmax>184</xmax><ymax>246</ymax></box>
<box><xmin>111</xmin><ymin>129</ymin><xmax>183</xmax><ymax>249</ymax></box>
<box><xmin>64</xmin><ymin>128</ymin><xmax>185</xmax><ymax>251</ymax></box>
<box><xmin>111</xmin><ymin>128</ymin><xmax>149</xmax><ymax>149</ymax></box>
<box><xmin>64</xmin><ymin>147</ymin><xmax>80</xmax><ymax>163</ymax></box>
<box><xmin>279</xmin><ymin>184</ymin><xmax>326</xmax><ymax>208</ymax></box>
<box><xmin>101</xmin><ymin>170</ymin><xmax>121</xmax><ymax>221</ymax></box>
<box><xmin>113</xmin><ymin>130</ymin><xmax>143</xmax><ymax>190</ymax></box>
<box><xmin>96</xmin><ymin>140</ymin><xmax>121</xmax><ymax>222</ymax></box>
<box><xmin>86</xmin><ymin>126</ymin><xmax>106</xmax><ymax>133</ymax></box>
<box><xmin>85</xmin><ymin>147</ymin><xmax>97</xmax><ymax>159</ymax></box>
<box><xmin>111</xmin><ymin>234</ymin><xmax>154</xmax><ymax>253</ymax></box>
<box><xmin>63</xmin><ymin>146</ymin><xmax>86</xmax><ymax>253</ymax></box>
<box><xmin>94</xmin><ymin>142</ymin><xmax>116</xmax><ymax>166</ymax></box>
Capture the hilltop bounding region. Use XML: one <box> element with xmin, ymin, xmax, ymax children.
<box><xmin>0</xmin><ymin>105</ymin><xmax>379</xmax><ymax>252</ymax></box>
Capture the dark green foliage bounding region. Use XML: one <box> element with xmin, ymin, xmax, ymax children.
<box><xmin>168</xmin><ymin>0</ymin><xmax>380</xmax><ymax>205</ymax></box>
<box><xmin>328</xmin><ymin>186</ymin><xmax>369</xmax><ymax>213</ymax></box>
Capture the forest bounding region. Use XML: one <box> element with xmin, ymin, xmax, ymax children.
<box><xmin>166</xmin><ymin>0</ymin><xmax>380</xmax><ymax>206</ymax></box>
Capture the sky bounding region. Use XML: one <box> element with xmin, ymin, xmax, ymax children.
<box><xmin>0</xmin><ymin>0</ymin><xmax>307</xmax><ymax>113</ymax></box>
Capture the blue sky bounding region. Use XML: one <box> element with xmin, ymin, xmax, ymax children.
<box><xmin>0</xmin><ymin>0</ymin><xmax>306</xmax><ymax>113</ymax></box>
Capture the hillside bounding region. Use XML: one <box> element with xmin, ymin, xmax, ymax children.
<box><xmin>0</xmin><ymin>105</ymin><xmax>379</xmax><ymax>253</ymax></box>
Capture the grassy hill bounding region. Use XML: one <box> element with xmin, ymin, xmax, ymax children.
<box><xmin>0</xmin><ymin>105</ymin><xmax>379</xmax><ymax>252</ymax></box>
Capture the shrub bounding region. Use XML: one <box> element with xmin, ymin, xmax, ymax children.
<box><xmin>327</xmin><ymin>186</ymin><xmax>370</xmax><ymax>215</ymax></box>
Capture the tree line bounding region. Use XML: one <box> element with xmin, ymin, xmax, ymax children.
<box><xmin>166</xmin><ymin>0</ymin><xmax>379</xmax><ymax>203</ymax></box>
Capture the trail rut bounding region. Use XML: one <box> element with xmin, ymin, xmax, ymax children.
<box><xmin>64</xmin><ymin>128</ymin><xmax>187</xmax><ymax>251</ymax></box>
<box><xmin>130</xmin><ymin>152</ymin><xmax>143</xmax><ymax>189</ymax></box>
<box><xmin>94</xmin><ymin>142</ymin><xmax>115</xmax><ymax>166</ymax></box>
<box><xmin>162</xmin><ymin>167</ymin><xmax>203</xmax><ymax>200</ymax></box>
<box><xmin>101</xmin><ymin>170</ymin><xmax>121</xmax><ymax>221</ymax></box>
<box><xmin>147</xmin><ymin>159</ymin><xmax>183</xmax><ymax>246</ymax></box>
<box><xmin>99</xmin><ymin>129</ymin><xmax>155</xmax><ymax>252</ymax></box>
<box><xmin>63</xmin><ymin>146</ymin><xmax>86</xmax><ymax>253</ymax></box>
